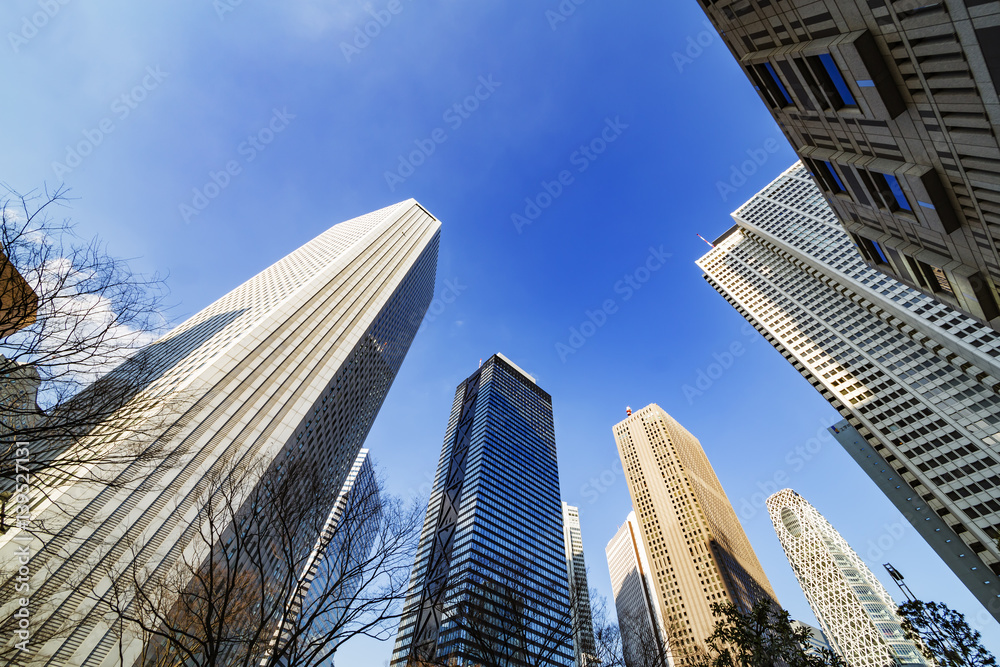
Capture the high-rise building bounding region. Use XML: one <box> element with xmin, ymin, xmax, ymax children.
<box><xmin>790</xmin><ymin>620</ymin><xmax>833</xmax><ymax>660</ymax></box>
<box><xmin>0</xmin><ymin>200</ymin><xmax>440</xmax><ymax>665</ymax></box>
<box><xmin>391</xmin><ymin>354</ymin><xmax>574</xmax><ymax>667</ymax></box>
<box><xmin>768</xmin><ymin>489</ymin><xmax>929</xmax><ymax>667</ymax></box>
<box><xmin>613</xmin><ymin>404</ymin><xmax>777</xmax><ymax>665</ymax></box>
<box><xmin>277</xmin><ymin>448</ymin><xmax>382</xmax><ymax>667</ymax></box>
<box><xmin>698</xmin><ymin>0</ymin><xmax>1000</xmax><ymax>328</ymax></box>
<box><xmin>605</xmin><ymin>511</ymin><xmax>668</xmax><ymax>667</ymax></box>
<box><xmin>0</xmin><ymin>247</ymin><xmax>37</xmax><ymax>337</ymax></box>
<box><xmin>696</xmin><ymin>163</ymin><xmax>1000</xmax><ymax>620</ymax></box>
<box><xmin>562</xmin><ymin>502</ymin><xmax>597</xmax><ymax>667</ymax></box>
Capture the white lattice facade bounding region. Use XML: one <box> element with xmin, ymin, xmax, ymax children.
<box><xmin>0</xmin><ymin>200</ymin><xmax>440</xmax><ymax>666</ymax></box>
<box><xmin>697</xmin><ymin>164</ymin><xmax>1000</xmax><ymax>620</ymax></box>
<box><xmin>768</xmin><ymin>489</ymin><xmax>928</xmax><ymax>667</ymax></box>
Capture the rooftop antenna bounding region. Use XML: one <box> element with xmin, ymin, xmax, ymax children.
<box><xmin>479</xmin><ymin>358</ymin><xmax>482</xmax><ymax>368</ymax></box>
<box><xmin>884</xmin><ymin>563</ymin><xmax>915</xmax><ymax>602</ymax></box>
<box><xmin>696</xmin><ymin>233</ymin><xmax>715</xmax><ymax>249</ymax></box>
<box><xmin>626</xmin><ymin>406</ymin><xmax>632</xmax><ymax>417</ymax></box>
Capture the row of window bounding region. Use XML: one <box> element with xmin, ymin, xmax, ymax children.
<box><xmin>749</xmin><ymin>52</ymin><xmax>857</xmax><ymax>114</ymax></box>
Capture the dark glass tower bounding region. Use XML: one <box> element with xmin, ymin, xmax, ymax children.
<box><xmin>391</xmin><ymin>354</ymin><xmax>574</xmax><ymax>666</ymax></box>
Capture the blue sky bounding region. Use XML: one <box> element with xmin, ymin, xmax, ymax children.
<box><xmin>4</xmin><ymin>0</ymin><xmax>998</xmax><ymax>663</ymax></box>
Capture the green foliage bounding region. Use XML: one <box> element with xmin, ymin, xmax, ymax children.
<box><xmin>898</xmin><ymin>600</ymin><xmax>997</xmax><ymax>667</ymax></box>
<box><xmin>692</xmin><ymin>600</ymin><xmax>844</xmax><ymax>667</ymax></box>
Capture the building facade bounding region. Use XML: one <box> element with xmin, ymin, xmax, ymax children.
<box><xmin>613</xmin><ymin>404</ymin><xmax>777</xmax><ymax>665</ymax></box>
<box><xmin>768</xmin><ymin>489</ymin><xmax>929</xmax><ymax>667</ymax></box>
<box><xmin>605</xmin><ymin>511</ymin><xmax>669</xmax><ymax>667</ymax></box>
<box><xmin>696</xmin><ymin>163</ymin><xmax>1000</xmax><ymax>620</ymax></box>
<box><xmin>0</xmin><ymin>200</ymin><xmax>440</xmax><ymax>665</ymax></box>
<box><xmin>391</xmin><ymin>354</ymin><xmax>574</xmax><ymax>667</ymax></box>
<box><xmin>699</xmin><ymin>0</ymin><xmax>1000</xmax><ymax>328</ymax></box>
<box><xmin>790</xmin><ymin>620</ymin><xmax>833</xmax><ymax>660</ymax></box>
<box><xmin>277</xmin><ymin>448</ymin><xmax>382</xmax><ymax>667</ymax></box>
<box><xmin>562</xmin><ymin>503</ymin><xmax>597</xmax><ymax>667</ymax></box>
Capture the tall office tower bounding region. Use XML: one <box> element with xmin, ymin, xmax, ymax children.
<box><xmin>613</xmin><ymin>404</ymin><xmax>777</xmax><ymax>665</ymax></box>
<box><xmin>767</xmin><ymin>489</ymin><xmax>930</xmax><ymax>667</ymax></box>
<box><xmin>698</xmin><ymin>0</ymin><xmax>1000</xmax><ymax>328</ymax></box>
<box><xmin>562</xmin><ymin>502</ymin><xmax>597</xmax><ymax>667</ymax></box>
<box><xmin>696</xmin><ymin>163</ymin><xmax>1000</xmax><ymax>620</ymax></box>
<box><xmin>280</xmin><ymin>449</ymin><xmax>382</xmax><ymax>667</ymax></box>
<box><xmin>790</xmin><ymin>621</ymin><xmax>833</xmax><ymax>660</ymax></box>
<box><xmin>391</xmin><ymin>354</ymin><xmax>574</xmax><ymax>667</ymax></box>
<box><xmin>0</xmin><ymin>200</ymin><xmax>440</xmax><ymax>666</ymax></box>
<box><xmin>605</xmin><ymin>511</ymin><xmax>668</xmax><ymax>667</ymax></box>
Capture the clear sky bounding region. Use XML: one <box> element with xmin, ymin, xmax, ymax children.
<box><xmin>4</xmin><ymin>0</ymin><xmax>998</xmax><ymax>663</ymax></box>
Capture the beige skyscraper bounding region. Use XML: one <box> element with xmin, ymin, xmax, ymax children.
<box><xmin>613</xmin><ymin>404</ymin><xmax>776</xmax><ymax>664</ymax></box>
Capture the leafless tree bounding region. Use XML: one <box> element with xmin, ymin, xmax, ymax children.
<box><xmin>434</xmin><ymin>558</ymin><xmax>576</xmax><ymax>667</ymax></box>
<box><xmin>0</xmin><ymin>184</ymin><xmax>171</xmax><ymax>511</ymax></box>
<box><xmin>108</xmin><ymin>452</ymin><xmax>423</xmax><ymax>667</ymax></box>
<box><xmin>591</xmin><ymin>592</ymin><xmax>671</xmax><ymax>667</ymax></box>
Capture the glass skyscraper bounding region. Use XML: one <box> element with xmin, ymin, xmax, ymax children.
<box><xmin>391</xmin><ymin>353</ymin><xmax>574</xmax><ymax>667</ymax></box>
<box><xmin>0</xmin><ymin>201</ymin><xmax>440</xmax><ymax>665</ymax></box>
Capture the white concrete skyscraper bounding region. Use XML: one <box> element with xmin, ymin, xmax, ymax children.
<box><xmin>697</xmin><ymin>163</ymin><xmax>1000</xmax><ymax>621</ymax></box>
<box><xmin>605</xmin><ymin>511</ymin><xmax>668</xmax><ymax>667</ymax></box>
<box><xmin>0</xmin><ymin>201</ymin><xmax>440</xmax><ymax>665</ymax></box>
<box><xmin>767</xmin><ymin>489</ymin><xmax>928</xmax><ymax>667</ymax></box>
<box><xmin>563</xmin><ymin>503</ymin><xmax>597</xmax><ymax>667</ymax></box>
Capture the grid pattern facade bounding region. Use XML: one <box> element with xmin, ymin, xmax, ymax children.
<box><xmin>696</xmin><ymin>163</ymin><xmax>1000</xmax><ymax>620</ymax></box>
<box><xmin>605</xmin><ymin>512</ymin><xmax>668</xmax><ymax>667</ymax></box>
<box><xmin>768</xmin><ymin>489</ymin><xmax>928</xmax><ymax>667</ymax></box>
<box><xmin>0</xmin><ymin>201</ymin><xmax>440</xmax><ymax>666</ymax></box>
<box><xmin>295</xmin><ymin>449</ymin><xmax>381</xmax><ymax>667</ymax></box>
<box><xmin>613</xmin><ymin>404</ymin><xmax>777</xmax><ymax>665</ymax></box>
<box><xmin>391</xmin><ymin>354</ymin><xmax>574</xmax><ymax>667</ymax></box>
<box><xmin>562</xmin><ymin>503</ymin><xmax>597</xmax><ymax>667</ymax></box>
<box><xmin>699</xmin><ymin>0</ymin><xmax>1000</xmax><ymax>328</ymax></box>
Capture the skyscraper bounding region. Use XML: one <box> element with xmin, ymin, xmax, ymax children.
<box><xmin>696</xmin><ymin>163</ymin><xmax>1000</xmax><ymax>620</ymax></box>
<box><xmin>605</xmin><ymin>511</ymin><xmax>668</xmax><ymax>667</ymax></box>
<box><xmin>698</xmin><ymin>0</ymin><xmax>1000</xmax><ymax>327</ymax></box>
<box><xmin>391</xmin><ymin>354</ymin><xmax>574</xmax><ymax>667</ymax></box>
<box><xmin>562</xmin><ymin>502</ymin><xmax>597</xmax><ymax>667</ymax></box>
<box><xmin>0</xmin><ymin>200</ymin><xmax>440</xmax><ymax>665</ymax></box>
<box><xmin>277</xmin><ymin>449</ymin><xmax>382</xmax><ymax>667</ymax></box>
<box><xmin>767</xmin><ymin>489</ymin><xmax>929</xmax><ymax>667</ymax></box>
<box><xmin>613</xmin><ymin>404</ymin><xmax>777</xmax><ymax>665</ymax></box>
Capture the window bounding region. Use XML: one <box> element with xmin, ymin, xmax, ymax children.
<box><xmin>882</xmin><ymin>173</ymin><xmax>912</xmax><ymax>211</ymax></box>
<box><xmin>749</xmin><ymin>62</ymin><xmax>793</xmax><ymax>108</ymax></box>
<box><xmin>906</xmin><ymin>256</ymin><xmax>955</xmax><ymax>297</ymax></box>
<box><xmin>817</xmin><ymin>54</ymin><xmax>857</xmax><ymax>107</ymax></box>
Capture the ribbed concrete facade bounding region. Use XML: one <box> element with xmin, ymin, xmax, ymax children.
<box><xmin>605</xmin><ymin>511</ymin><xmax>668</xmax><ymax>667</ymax></box>
<box><xmin>562</xmin><ymin>503</ymin><xmax>597</xmax><ymax>667</ymax></box>
<box><xmin>697</xmin><ymin>163</ymin><xmax>1000</xmax><ymax>620</ymax></box>
<box><xmin>768</xmin><ymin>489</ymin><xmax>929</xmax><ymax>667</ymax></box>
<box><xmin>613</xmin><ymin>404</ymin><xmax>776</xmax><ymax>665</ymax></box>
<box><xmin>0</xmin><ymin>200</ymin><xmax>440</xmax><ymax>665</ymax></box>
<box><xmin>698</xmin><ymin>0</ymin><xmax>1000</xmax><ymax>328</ymax></box>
